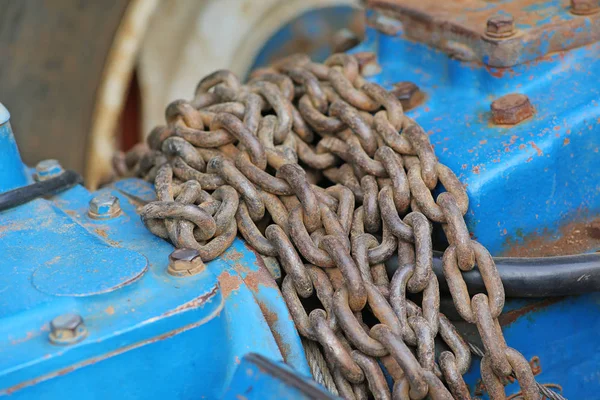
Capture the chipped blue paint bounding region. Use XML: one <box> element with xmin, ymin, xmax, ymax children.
<box><xmin>350</xmin><ymin>17</ymin><xmax>600</xmax><ymax>256</ymax></box>
<box><xmin>0</xmin><ymin>131</ymin><xmax>310</xmax><ymax>397</ymax></box>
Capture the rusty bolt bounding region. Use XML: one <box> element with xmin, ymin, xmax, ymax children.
<box><xmin>49</xmin><ymin>313</ymin><xmax>87</xmax><ymax>345</ymax></box>
<box><xmin>391</xmin><ymin>82</ymin><xmax>425</xmax><ymax>111</ymax></box>
<box><xmin>491</xmin><ymin>93</ymin><xmax>534</xmax><ymax>125</ymax></box>
<box><xmin>168</xmin><ymin>248</ymin><xmax>206</xmax><ymax>276</ymax></box>
<box><xmin>485</xmin><ymin>14</ymin><xmax>515</xmax><ymax>38</ymax></box>
<box><xmin>332</xmin><ymin>28</ymin><xmax>360</xmax><ymax>53</ymax></box>
<box><xmin>35</xmin><ymin>159</ymin><xmax>64</xmax><ymax>181</ymax></box>
<box><xmin>89</xmin><ymin>193</ymin><xmax>122</xmax><ymax>219</ymax></box>
<box><xmin>571</xmin><ymin>0</ymin><xmax>600</xmax><ymax>15</ymax></box>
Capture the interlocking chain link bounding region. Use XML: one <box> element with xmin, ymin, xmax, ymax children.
<box><xmin>116</xmin><ymin>52</ymin><xmax>541</xmax><ymax>399</ymax></box>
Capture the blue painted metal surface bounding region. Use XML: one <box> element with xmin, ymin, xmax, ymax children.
<box><xmin>250</xmin><ymin>3</ymin><xmax>600</xmax><ymax>397</ymax></box>
<box><xmin>351</xmin><ymin>9</ymin><xmax>600</xmax><ymax>257</ymax></box>
<box><xmin>0</xmin><ymin>103</ymin><xmax>29</xmax><ymax>192</ymax></box>
<box><xmin>347</xmin><ymin>6</ymin><xmax>599</xmax><ymax>398</ymax></box>
<box><xmin>0</xmin><ymin>110</ymin><xmax>310</xmax><ymax>397</ymax></box>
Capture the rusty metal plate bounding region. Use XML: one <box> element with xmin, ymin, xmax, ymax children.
<box><xmin>367</xmin><ymin>0</ymin><xmax>600</xmax><ymax>67</ymax></box>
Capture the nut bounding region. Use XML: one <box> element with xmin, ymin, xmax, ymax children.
<box><xmin>49</xmin><ymin>313</ymin><xmax>87</xmax><ymax>345</ymax></box>
<box><xmin>391</xmin><ymin>82</ymin><xmax>425</xmax><ymax>111</ymax></box>
<box><xmin>485</xmin><ymin>14</ymin><xmax>515</xmax><ymax>38</ymax></box>
<box><xmin>168</xmin><ymin>248</ymin><xmax>205</xmax><ymax>276</ymax></box>
<box><xmin>571</xmin><ymin>0</ymin><xmax>600</xmax><ymax>15</ymax></box>
<box><xmin>88</xmin><ymin>193</ymin><xmax>122</xmax><ymax>219</ymax></box>
<box><xmin>491</xmin><ymin>93</ymin><xmax>534</xmax><ymax>125</ymax></box>
<box><xmin>35</xmin><ymin>159</ymin><xmax>64</xmax><ymax>181</ymax></box>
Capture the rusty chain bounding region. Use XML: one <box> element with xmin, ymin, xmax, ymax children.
<box><xmin>116</xmin><ymin>52</ymin><xmax>543</xmax><ymax>399</ymax></box>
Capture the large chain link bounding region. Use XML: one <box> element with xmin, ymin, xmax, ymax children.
<box><xmin>116</xmin><ymin>52</ymin><xmax>540</xmax><ymax>399</ymax></box>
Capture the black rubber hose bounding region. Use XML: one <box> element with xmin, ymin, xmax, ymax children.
<box><xmin>0</xmin><ymin>170</ymin><xmax>83</xmax><ymax>212</ymax></box>
<box><xmin>387</xmin><ymin>251</ymin><xmax>600</xmax><ymax>298</ymax></box>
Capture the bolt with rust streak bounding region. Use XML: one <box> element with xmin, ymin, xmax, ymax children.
<box><xmin>88</xmin><ymin>193</ymin><xmax>122</xmax><ymax>219</ymax></box>
<box><xmin>571</xmin><ymin>0</ymin><xmax>600</xmax><ymax>15</ymax></box>
<box><xmin>491</xmin><ymin>93</ymin><xmax>534</xmax><ymax>125</ymax></box>
<box><xmin>35</xmin><ymin>159</ymin><xmax>64</xmax><ymax>181</ymax></box>
<box><xmin>168</xmin><ymin>248</ymin><xmax>206</xmax><ymax>276</ymax></box>
<box><xmin>391</xmin><ymin>82</ymin><xmax>425</xmax><ymax>111</ymax></box>
<box><xmin>485</xmin><ymin>14</ymin><xmax>515</xmax><ymax>38</ymax></box>
<box><xmin>49</xmin><ymin>313</ymin><xmax>88</xmax><ymax>345</ymax></box>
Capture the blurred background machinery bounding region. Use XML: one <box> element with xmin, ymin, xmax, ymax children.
<box><xmin>0</xmin><ymin>0</ymin><xmax>363</xmax><ymax>189</ymax></box>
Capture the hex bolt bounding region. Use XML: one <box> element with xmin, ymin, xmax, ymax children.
<box><xmin>88</xmin><ymin>193</ymin><xmax>122</xmax><ymax>219</ymax></box>
<box><xmin>391</xmin><ymin>82</ymin><xmax>425</xmax><ymax>111</ymax></box>
<box><xmin>571</xmin><ymin>0</ymin><xmax>600</xmax><ymax>15</ymax></box>
<box><xmin>491</xmin><ymin>93</ymin><xmax>534</xmax><ymax>125</ymax></box>
<box><xmin>49</xmin><ymin>313</ymin><xmax>88</xmax><ymax>345</ymax></box>
<box><xmin>35</xmin><ymin>159</ymin><xmax>64</xmax><ymax>181</ymax></box>
<box><xmin>168</xmin><ymin>248</ymin><xmax>206</xmax><ymax>277</ymax></box>
<box><xmin>485</xmin><ymin>14</ymin><xmax>515</xmax><ymax>38</ymax></box>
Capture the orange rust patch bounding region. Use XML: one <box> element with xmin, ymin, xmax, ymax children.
<box><xmin>563</xmin><ymin>137</ymin><xmax>570</xmax><ymax>146</ymax></box>
<box><xmin>529</xmin><ymin>141</ymin><xmax>543</xmax><ymax>156</ymax></box>
<box><xmin>95</xmin><ymin>228</ymin><xmax>109</xmax><ymax>239</ymax></box>
<box><xmin>472</xmin><ymin>165</ymin><xmax>480</xmax><ymax>175</ymax></box>
<box><xmin>259</xmin><ymin>301</ymin><xmax>292</xmax><ymax>363</ymax></box>
<box><xmin>499</xmin><ymin>298</ymin><xmax>563</xmax><ymax>327</ymax></box>
<box><xmin>502</xmin><ymin>215</ymin><xmax>600</xmax><ymax>257</ymax></box>
<box><xmin>162</xmin><ymin>286</ymin><xmax>218</xmax><ymax>317</ymax></box>
<box><xmin>105</xmin><ymin>306</ymin><xmax>115</xmax><ymax>315</ymax></box>
<box><xmin>218</xmin><ymin>270</ymin><xmax>242</xmax><ymax>299</ymax></box>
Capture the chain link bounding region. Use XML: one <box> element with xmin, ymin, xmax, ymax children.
<box><xmin>118</xmin><ymin>52</ymin><xmax>546</xmax><ymax>399</ymax></box>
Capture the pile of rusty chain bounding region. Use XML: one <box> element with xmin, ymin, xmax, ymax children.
<box><xmin>116</xmin><ymin>53</ymin><xmax>539</xmax><ymax>399</ymax></box>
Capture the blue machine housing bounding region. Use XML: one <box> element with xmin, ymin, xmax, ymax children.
<box><xmin>0</xmin><ymin>105</ymin><xmax>312</xmax><ymax>397</ymax></box>
<box><xmin>2</xmin><ymin>0</ymin><xmax>600</xmax><ymax>397</ymax></box>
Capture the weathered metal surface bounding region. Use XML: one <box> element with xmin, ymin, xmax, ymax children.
<box><xmin>0</xmin><ymin>117</ymin><xmax>309</xmax><ymax>399</ymax></box>
<box><xmin>367</xmin><ymin>0</ymin><xmax>600</xmax><ymax>67</ymax></box>
<box><xmin>354</xmin><ymin>9</ymin><xmax>600</xmax><ymax>257</ymax></box>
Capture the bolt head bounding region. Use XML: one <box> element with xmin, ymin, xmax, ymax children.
<box><xmin>391</xmin><ymin>82</ymin><xmax>425</xmax><ymax>111</ymax></box>
<box><xmin>88</xmin><ymin>193</ymin><xmax>121</xmax><ymax>219</ymax></box>
<box><xmin>35</xmin><ymin>159</ymin><xmax>64</xmax><ymax>181</ymax></box>
<box><xmin>168</xmin><ymin>248</ymin><xmax>205</xmax><ymax>276</ymax></box>
<box><xmin>571</xmin><ymin>0</ymin><xmax>599</xmax><ymax>15</ymax></box>
<box><xmin>49</xmin><ymin>313</ymin><xmax>87</xmax><ymax>345</ymax></box>
<box><xmin>486</xmin><ymin>14</ymin><xmax>515</xmax><ymax>38</ymax></box>
<box><xmin>491</xmin><ymin>93</ymin><xmax>534</xmax><ymax>125</ymax></box>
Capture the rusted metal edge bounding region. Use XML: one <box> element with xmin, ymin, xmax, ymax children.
<box><xmin>367</xmin><ymin>1</ymin><xmax>600</xmax><ymax>68</ymax></box>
